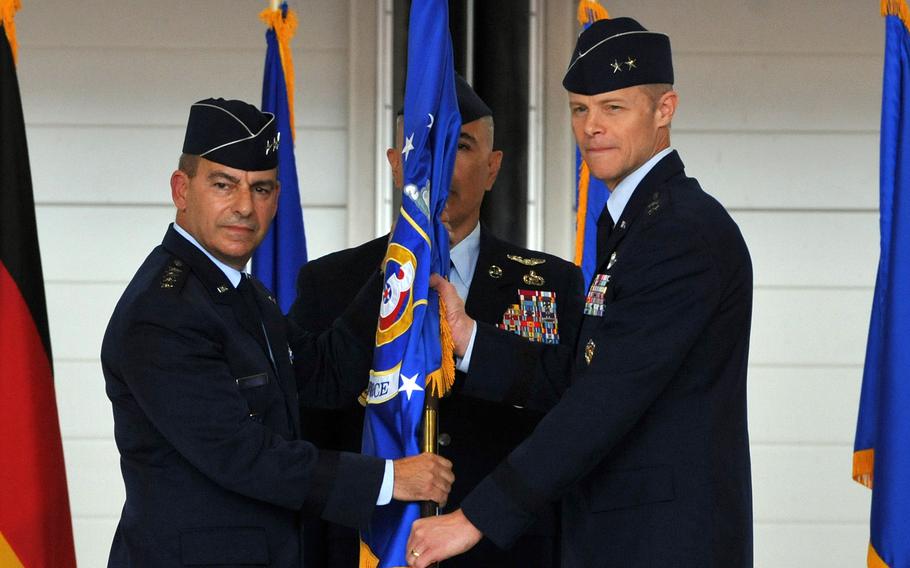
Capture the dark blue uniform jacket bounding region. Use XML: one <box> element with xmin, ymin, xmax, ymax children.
<box><xmin>290</xmin><ymin>226</ymin><xmax>585</xmax><ymax>567</ymax></box>
<box><xmin>459</xmin><ymin>152</ymin><xmax>754</xmax><ymax>568</ymax></box>
<box><xmin>102</xmin><ymin>226</ymin><xmax>384</xmax><ymax>567</ymax></box>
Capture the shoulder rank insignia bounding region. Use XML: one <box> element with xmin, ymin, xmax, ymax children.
<box><xmin>507</xmin><ymin>254</ymin><xmax>546</xmax><ymax>266</ymax></box>
<box><xmin>522</xmin><ymin>270</ymin><xmax>545</xmax><ymax>286</ymax></box>
<box><xmin>159</xmin><ymin>258</ymin><xmax>186</xmax><ymax>289</ymax></box>
<box><xmin>488</xmin><ymin>265</ymin><xmax>503</xmax><ymax>279</ymax></box>
<box><xmin>647</xmin><ymin>192</ymin><xmax>661</xmax><ymax>216</ymax></box>
<box><xmin>498</xmin><ymin>289</ymin><xmax>559</xmax><ymax>344</ymax></box>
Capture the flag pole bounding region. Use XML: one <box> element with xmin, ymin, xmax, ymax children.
<box><xmin>420</xmin><ymin>395</ymin><xmax>440</xmax><ymax>520</ymax></box>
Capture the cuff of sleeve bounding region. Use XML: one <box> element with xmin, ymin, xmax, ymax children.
<box><xmin>454</xmin><ymin>321</ymin><xmax>478</xmax><ymax>372</ymax></box>
<box><xmin>376</xmin><ymin>459</ymin><xmax>395</xmax><ymax>505</ymax></box>
<box><xmin>313</xmin><ymin>451</ymin><xmax>385</xmax><ymax>530</ymax></box>
<box><xmin>460</xmin><ymin>466</ymin><xmax>539</xmax><ymax>549</ymax></box>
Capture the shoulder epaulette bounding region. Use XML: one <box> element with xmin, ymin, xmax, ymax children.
<box><xmin>159</xmin><ymin>258</ymin><xmax>188</xmax><ymax>291</ymax></box>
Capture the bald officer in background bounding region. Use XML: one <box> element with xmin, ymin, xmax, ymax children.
<box><xmin>101</xmin><ymin>98</ymin><xmax>452</xmax><ymax>567</ymax></box>
<box><xmin>291</xmin><ymin>76</ymin><xmax>584</xmax><ymax>567</ymax></box>
<box><xmin>407</xmin><ymin>17</ymin><xmax>754</xmax><ymax>568</ymax></box>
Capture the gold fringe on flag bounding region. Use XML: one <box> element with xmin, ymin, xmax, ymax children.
<box><xmin>853</xmin><ymin>448</ymin><xmax>874</xmax><ymax>489</ymax></box>
<box><xmin>1</xmin><ymin>0</ymin><xmax>21</xmax><ymax>65</ymax></box>
<box><xmin>868</xmin><ymin>543</ymin><xmax>889</xmax><ymax>568</ymax></box>
<box><xmin>425</xmin><ymin>296</ymin><xmax>456</xmax><ymax>398</ymax></box>
<box><xmin>358</xmin><ymin>540</ymin><xmax>380</xmax><ymax>568</ymax></box>
<box><xmin>260</xmin><ymin>3</ymin><xmax>299</xmax><ymax>140</ymax></box>
<box><xmin>884</xmin><ymin>0</ymin><xmax>910</xmax><ymax>31</ymax></box>
<box><xmin>573</xmin><ymin>160</ymin><xmax>591</xmax><ymax>266</ymax></box>
<box><xmin>577</xmin><ymin>0</ymin><xmax>609</xmax><ymax>25</ymax></box>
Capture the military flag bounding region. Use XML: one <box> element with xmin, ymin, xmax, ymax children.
<box><xmin>0</xmin><ymin>5</ymin><xmax>77</xmax><ymax>567</ymax></box>
<box><xmin>573</xmin><ymin>0</ymin><xmax>610</xmax><ymax>288</ymax></box>
<box><xmin>253</xmin><ymin>1</ymin><xmax>307</xmax><ymax>313</ymax></box>
<box><xmin>359</xmin><ymin>0</ymin><xmax>460</xmax><ymax>565</ymax></box>
<box><xmin>853</xmin><ymin>2</ymin><xmax>910</xmax><ymax>566</ymax></box>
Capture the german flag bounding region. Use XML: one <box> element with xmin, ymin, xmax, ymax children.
<box><xmin>0</xmin><ymin>7</ymin><xmax>77</xmax><ymax>567</ymax></box>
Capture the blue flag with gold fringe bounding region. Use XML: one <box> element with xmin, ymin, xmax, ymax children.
<box><xmin>358</xmin><ymin>1</ymin><xmax>460</xmax><ymax>566</ymax></box>
<box><xmin>253</xmin><ymin>2</ymin><xmax>307</xmax><ymax>313</ymax></box>
<box><xmin>853</xmin><ymin>3</ymin><xmax>910</xmax><ymax>567</ymax></box>
<box><xmin>573</xmin><ymin>1</ymin><xmax>610</xmax><ymax>288</ymax></box>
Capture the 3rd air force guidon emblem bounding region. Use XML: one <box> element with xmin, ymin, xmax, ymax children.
<box><xmin>367</xmin><ymin>243</ymin><xmax>422</xmax><ymax>405</ymax></box>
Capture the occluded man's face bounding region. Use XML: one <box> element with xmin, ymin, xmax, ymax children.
<box><xmin>569</xmin><ymin>85</ymin><xmax>675</xmax><ymax>189</ymax></box>
<box><xmin>171</xmin><ymin>157</ymin><xmax>280</xmax><ymax>269</ymax></box>
<box><xmin>446</xmin><ymin>118</ymin><xmax>502</xmax><ymax>239</ymax></box>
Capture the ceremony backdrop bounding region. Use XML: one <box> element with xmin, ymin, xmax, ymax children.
<box><xmin>13</xmin><ymin>1</ymin><xmax>880</xmax><ymax>565</ymax></box>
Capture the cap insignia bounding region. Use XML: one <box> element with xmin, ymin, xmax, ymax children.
<box><xmin>611</xmin><ymin>60</ymin><xmax>623</xmax><ymax>73</ymax></box>
<box><xmin>625</xmin><ymin>57</ymin><xmax>637</xmax><ymax>70</ymax></box>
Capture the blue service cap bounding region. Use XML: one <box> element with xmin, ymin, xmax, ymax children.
<box><xmin>563</xmin><ymin>17</ymin><xmax>673</xmax><ymax>95</ymax></box>
<box><xmin>182</xmin><ymin>98</ymin><xmax>279</xmax><ymax>171</ymax></box>
<box><xmin>398</xmin><ymin>74</ymin><xmax>492</xmax><ymax>123</ymax></box>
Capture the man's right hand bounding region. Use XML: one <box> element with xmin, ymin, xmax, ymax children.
<box><xmin>429</xmin><ymin>274</ymin><xmax>474</xmax><ymax>357</ymax></box>
<box><xmin>392</xmin><ymin>452</ymin><xmax>454</xmax><ymax>506</ymax></box>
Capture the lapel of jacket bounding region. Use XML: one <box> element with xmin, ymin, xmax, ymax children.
<box><xmin>595</xmin><ymin>151</ymin><xmax>685</xmax><ymax>274</ymax></box>
<box><xmin>161</xmin><ymin>225</ymin><xmax>272</xmax><ymax>362</ymax></box>
<box><xmin>250</xmin><ymin>277</ymin><xmax>301</xmax><ymax>437</ymax></box>
<box><xmin>465</xmin><ymin>225</ymin><xmax>519</xmax><ymax>324</ymax></box>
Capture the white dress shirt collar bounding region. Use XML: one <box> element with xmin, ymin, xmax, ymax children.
<box><xmin>172</xmin><ymin>223</ymin><xmax>243</xmax><ymax>288</ymax></box>
<box><xmin>449</xmin><ymin>222</ymin><xmax>481</xmax><ymax>300</ymax></box>
<box><xmin>606</xmin><ymin>147</ymin><xmax>674</xmax><ymax>224</ymax></box>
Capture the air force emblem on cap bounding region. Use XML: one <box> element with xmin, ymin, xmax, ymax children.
<box><xmin>265</xmin><ymin>132</ymin><xmax>280</xmax><ymax>156</ymax></box>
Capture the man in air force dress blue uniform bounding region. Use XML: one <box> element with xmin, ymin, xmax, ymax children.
<box><xmin>290</xmin><ymin>76</ymin><xmax>584</xmax><ymax>567</ymax></box>
<box><xmin>407</xmin><ymin>17</ymin><xmax>754</xmax><ymax>568</ymax></box>
<box><xmin>101</xmin><ymin>98</ymin><xmax>452</xmax><ymax>567</ymax></box>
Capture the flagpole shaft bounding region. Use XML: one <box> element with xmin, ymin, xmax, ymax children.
<box><xmin>420</xmin><ymin>393</ymin><xmax>440</xmax><ymax>519</ymax></box>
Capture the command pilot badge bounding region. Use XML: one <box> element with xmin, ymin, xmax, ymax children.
<box><xmin>498</xmin><ymin>289</ymin><xmax>560</xmax><ymax>344</ymax></box>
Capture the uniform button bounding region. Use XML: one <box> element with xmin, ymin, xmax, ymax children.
<box><xmin>438</xmin><ymin>433</ymin><xmax>451</xmax><ymax>447</ymax></box>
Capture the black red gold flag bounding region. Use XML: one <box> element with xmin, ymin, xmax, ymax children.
<box><xmin>0</xmin><ymin>12</ymin><xmax>77</xmax><ymax>568</ymax></box>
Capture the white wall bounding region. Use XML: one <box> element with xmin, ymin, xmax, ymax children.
<box><xmin>15</xmin><ymin>1</ymin><xmax>880</xmax><ymax>566</ymax></box>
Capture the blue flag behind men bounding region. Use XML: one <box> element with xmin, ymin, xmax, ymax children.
<box><xmin>359</xmin><ymin>1</ymin><xmax>460</xmax><ymax>566</ymax></box>
<box><xmin>253</xmin><ymin>3</ymin><xmax>307</xmax><ymax>313</ymax></box>
<box><xmin>853</xmin><ymin>5</ymin><xmax>910</xmax><ymax>567</ymax></box>
<box><xmin>573</xmin><ymin>1</ymin><xmax>609</xmax><ymax>289</ymax></box>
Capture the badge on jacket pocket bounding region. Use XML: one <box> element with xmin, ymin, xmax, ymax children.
<box><xmin>584</xmin><ymin>274</ymin><xmax>610</xmax><ymax>317</ymax></box>
<box><xmin>498</xmin><ymin>289</ymin><xmax>559</xmax><ymax>344</ymax></box>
